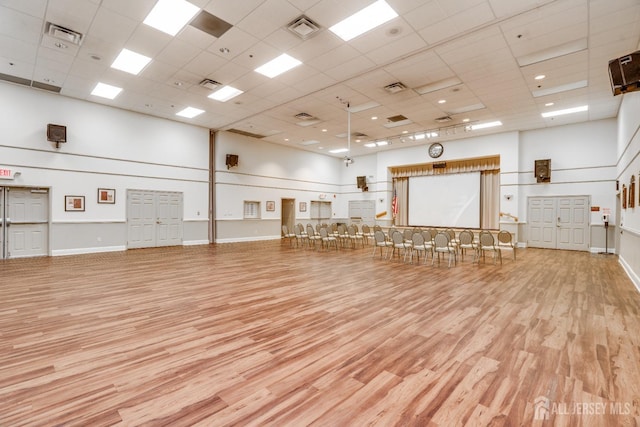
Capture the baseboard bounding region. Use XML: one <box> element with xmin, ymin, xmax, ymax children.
<box><xmin>590</xmin><ymin>247</ymin><xmax>616</xmax><ymax>254</ymax></box>
<box><xmin>619</xmin><ymin>255</ymin><xmax>640</xmax><ymax>294</ymax></box>
<box><xmin>183</xmin><ymin>240</ymin><xmax>210</xmax><ymax>246</ymax></box>
<box><xmin>517</xmin><ymin>242</ymin><xmax>527</xmax><ymax>248</ymax></box>
<box><xmin>52</xmin><ymin>245</ymin><xmax>126</xmax><ymax>256</ymax></box>
<box><xmin>215</xmin><ymin>236</ymin><xmax>281</xmax><ymax>244</ymax></box>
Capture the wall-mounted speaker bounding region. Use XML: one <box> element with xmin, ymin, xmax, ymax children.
<box><xmin>47</xmin><ymin>124</ymin><xmax>66</xmax><ymax>148</ymax></box>
<box><xmin>356</xmin><ymin>176</ymin><xmax>366</xmax><ymax>189</ymax></box>
<box><xmin>535</xmin><ymin>159</ymin><xmax>551</xmax><ymax>183</ymax></box>
<box><xmin>226</xmin><ymin>154</ymin><xmax>238</xmax><ymax>169</ymax></box>
<box><xmin>609</xmin><ymin>50</ymin><xmax>640</xmax><ymax>96</ymax></box>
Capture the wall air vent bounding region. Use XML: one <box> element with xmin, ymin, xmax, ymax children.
<box><xmin>45</xmin><ymin>22</ymin><xmax>83</xmax><ymax>45</ymax></box>
<box><xmin>383</xmin><ymin>82</ymin><xmax>407</xmax><ymax>94</ymax></box>
<box><xmin>199</xmin><ymin>79</ymin><xmax>222</xmax><ymax>90</ymax></box>
<box><xmin>287</xmin><ymin>16</ymin><xmax>321</xmax><ymax>40</ymax></box>
<box><xmin>435</xmin><ymin>115</ymin><xmax>453</xmax><ymax>123</ymax></box>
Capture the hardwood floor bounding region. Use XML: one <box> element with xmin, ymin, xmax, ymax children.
<box><xmin>1</xmin><ymin>241</ymin><xmax>639</xmax><ymax>426</ymax></box>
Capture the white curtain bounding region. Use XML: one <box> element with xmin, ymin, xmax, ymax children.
<box><xmin>394</xmin><ymin>178</ymin><xmax>409</xmax><ymax>226</ymax></box>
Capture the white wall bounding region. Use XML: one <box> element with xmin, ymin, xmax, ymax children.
<box><xmin>0</xmin><ymin>83</ymin><xmax>210</xmax><ymax>254</ymax></box>
<box><xmin>214</xmin><ymin>131</ymin><xmax>344</xmax><ymax>242</ymax></box>
<box><xmin>616</xmin><ymin>91</ymin><xmax>640</xmax><ymax>290</ymax></box>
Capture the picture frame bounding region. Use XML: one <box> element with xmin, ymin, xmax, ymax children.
<box><xmin>299</xmin><ymin>201</ymin><xmax>307</xmax><ymax>212</ymax></box>
<box><xmin>630</xmin><ymin>175</ymin><xmax>636</xmax><ymax>209</ymax></box>
<box><xmin>65</xmin><ymin>195</ymin><xmax>85</xmax><ymax>212</ymax></box>
<box><xmin>266</xmin><ymin>200</ymin><xmax>275</xmax><ymax>212</ymax></box>
<box><xmin>622</xmin><ymin>185</ymin><xmax>627</xmax><ymax>209</ymax></box>
<box><xmin>97</xmin><ymin>188</ymin><xmax>116</xmax><ymax>204</ymax></box>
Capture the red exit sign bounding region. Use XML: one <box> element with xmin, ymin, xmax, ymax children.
<box><xmin>0</xmin><ymin>168</ymin><xmax>13</xmax><ymax>179</ymax></box>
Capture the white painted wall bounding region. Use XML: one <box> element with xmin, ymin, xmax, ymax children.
<box><xmin>616</xmin><ymin>91</ymin><xmax>640</xmax><ymax>290</ymax></box>
<box><xmin>0</xmin><ymin>83</ymin><xmax>210</xmax><ymax>253</ymax></box>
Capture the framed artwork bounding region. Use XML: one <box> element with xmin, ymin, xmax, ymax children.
<box><xmin>299</xmin><ymin>201</ymin><xmax>307</xmax><ymax>212</ymax></box>
<box><xmin>630</xmin><ymin>176</ymin><xmax>636</xmax><ymax>209</ymax></box>
<box><xmin>266</xmin><ymin>200</ymin><xmax>275</xmax><ymax>211</ymax></box>
<box><xmin>65</xmin><ymin>195</ymin><xmax>85</xmax><ymax>212</ymax></box>
<box><xmin>97</xmin><ymin>188</ymin><xmax>116</xmax><ymax>204</ymax></box>
<box><xmin>622</xmin><ymin>185</ymin><xmax>627</xmax><ymax>209</ymax></box>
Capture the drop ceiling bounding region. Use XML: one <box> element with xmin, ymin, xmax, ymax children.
<box><xmin>1</xmin><ymin>0</ymin><xmax>639</xmax><ymax>157</ymax></box>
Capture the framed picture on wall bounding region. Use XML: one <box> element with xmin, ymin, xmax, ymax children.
<box><xmin>630</xmin><ymin>176</ymin><xmax>636</xmax><ymax>208</ymax></box>
<box><xmin>97</xmin><ymin>188</ymin><xmax>116</xmax><ymax>204</ymax></box>
<box><xmin>299</xmin><ymin>201</ymin><xmax>307</xmax><ymax>212</ymax></box>
<box><xmin>65</xmin><ymin>195</ymin><xmax>85</xmax><ymax>212</ymax></box>
<box><xmin>622</xmin><ymin>185</ymin><xmax>627</xmax><ymax>209</ymax></box>
<box><xmin>266</xmin><ymin>200</ymin><xmax>275</xmax><ymax>211</ymax></box>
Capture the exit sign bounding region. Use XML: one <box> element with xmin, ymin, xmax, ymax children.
<box><xmin>0</xmin><ymin>168</ymin><xmax>14</xmax><ymax>179</ymax></box>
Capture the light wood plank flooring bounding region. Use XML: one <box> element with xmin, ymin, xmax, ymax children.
<box><xmin>1</xmin><ymin>241</ymin><xmax>639</xmax><ymax>426</ymax></box>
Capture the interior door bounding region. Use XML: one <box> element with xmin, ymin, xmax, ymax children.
<box><xmin>557</xmin><ymin>196</ymin><xmax>589</xmax><ymax>251</ymax></box>
<box><xmin>528</xmin><ymin>196</ymin><xmax>590</xmax><ymax>251</ymax></box>
<box><xmin>156</xmin><ymin>191</ymin><xmax>183</xmax><ymax>246</ymax></box>
<box><xmin>281</xmin><ymin>198</ymin><xmax>295</xmax><ymax>235</ymax></box>
<box><xmin>0</xmin><ymin>187</ymin><xmax>5</xmax><ymax>259</ymax></box>
<box><xmin>528</xmin><ymin>198</ymin><xmax>556</xmax><ymax>249</ymax></box>
<box><xmin>4</xmin><ymin>187</ymin><xmax>49</xmax><ymax>258</ymax></box>
<box><xmin>127</xmin><ymin>190</ymin><xmax>183</xmax><ymax>248</ymax></box>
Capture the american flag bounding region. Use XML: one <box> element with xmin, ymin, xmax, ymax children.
<box><xmin>391</xmin><ymin>188</ymin><xmax>398</xmax><ymax>218</ymax></box>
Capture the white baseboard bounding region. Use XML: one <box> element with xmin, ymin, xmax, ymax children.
<box><xmin>215</xmin><ymin>236</ymin><xmax>281</xmax><ymax>244</ymax></box>
<box><xmin>183</xmin><ymin>240</ymin><xmax>210</xmax><ymax>246</ymax></box>
<box><xmin>52</xmin><ymin>245</ymin><xmax>126</xmax><ymax>256</ymax></box>
<box><xmin>589</xmin><ymin>247</ymin><xmax>616</xmax><ymax>254</ymax></box>
<box><xmin>516</xmin><ymin>242</ymin><xmax>527</xmax><ymax>248</ymax></box>
<box><xmin>619</xmin><ymin>256</ymin><xmax>640</xmax><ymax>294</ymax></box>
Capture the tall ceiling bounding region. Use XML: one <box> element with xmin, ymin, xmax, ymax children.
<box><xmin>1</xmin><ymin>0</ymin><xmax>639</xmax><ymax>157</ymax></box>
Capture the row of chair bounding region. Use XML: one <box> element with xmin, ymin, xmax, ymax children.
<box><xmin>373</xmin><ymin>228</ymin><xmax>515</xmax><ymax>267</ymax></box>
<box><xmin>282</xmin><ymin>223</ymin><xmax>374</xmax><ymax>251</ymax></box>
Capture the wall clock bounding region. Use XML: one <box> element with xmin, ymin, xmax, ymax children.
<box><xmin>428</xmin><ymin>142</ymin><xmax>443</xmax><ymax>158</ymax></box>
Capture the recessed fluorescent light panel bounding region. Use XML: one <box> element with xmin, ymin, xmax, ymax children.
<box><xmin>516</xmin><ymin>38</ymin><xmax>587</xmax><ymax>67</ymax></box>
<box><xmin>329</xmin><ymin>148</ymin><xmax>349</xmax><ymax>153</ymax></box>
<box><xmin>143</xmin><ymin>0</ymin><xmax>200</xmax><ymax>36</ymax></box>
<box><xmin>91</xmin><ymin>82</ymin><xmax>122</xmax><ymax>99</ymax></box>
<box><xmin>254</xmin><ymin>54</ymin><xmax>302</xmax><ymax>78</ymax></box>
<box><xmin>329</xmin><ymin>0</ymin><xmax>398</xmax><ymax>41</ymax></box>
<box><xmin>414</xmin><ymin>77</ymin><xmax>462</xmax><ymax>95</ymax></box>
<box><xmin>471</xmin><ymin>121</ymin><xmax>502</xmax><ymax>130</ymax></box>
<box><xmin>208</xmin><ymin>85</ymin><xmax>243</xmax><ymax>102</ymax></box>
<box><xmin>541</xmin><ymin>105</ymin><xmax>588</xmax><ymax>118</ymax></box>
<box><xmin>111</xmin><ymin>49</ymin><xmax>152</xmax><ymax>75</ymax></box>
<box><xmin>176</xmin><ymin>107</ymin><xmax>205</xmax><ymax>118</ymax></box>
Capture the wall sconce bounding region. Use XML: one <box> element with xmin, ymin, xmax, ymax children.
<box><xmin>504</xmin><ymin>194</ymin><xmax>513</xmax><ymax>200</ymax></box>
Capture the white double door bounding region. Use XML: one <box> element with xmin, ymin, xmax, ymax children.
<box><xmin>528</xmin><ymin>196</ymin><xmax>589</xmax><ymax>251</ymax></box>
<box><xmin>0</xmin><ymin>187</ymin><xmax>49</xmax><ymax>259</ymax></box>
<box><xmin>127</xmin><ymin>190</ymin><xmax>183</xmax><ymax>249</ymax></box>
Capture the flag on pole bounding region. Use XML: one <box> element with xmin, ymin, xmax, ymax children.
<box><xmin>391</xmin><ymin>188</ymin><xmax>398</xmax><ymax>219</ymax></box>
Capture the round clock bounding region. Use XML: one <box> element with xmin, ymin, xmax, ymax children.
<box><xmin>428</xmin><ymin>142</ymin><xmax>443</xmax><ymax>158</ymax></box>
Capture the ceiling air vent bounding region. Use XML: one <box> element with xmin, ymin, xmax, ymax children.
<box><xmin>295</xmin><ymin>112</ymin><xmax>316</xmax><ymax>120</ymax></box>
<box><xmin>199</xmin><ymin>79</ymin><xmax>222</xmax><ymax>90</ymax></box>
<box><xmin>45</xmin><ymin>22</ymin><xmax>83</xmax><ymax>45</ymax></box>
<box><xmin>383</xmin><ymin>82</ymin><xmax>407</xmax><ymax>94</ymax></box>
<box><xmin>227</xmin><ymin>129</ymin><xmax>266</xmax><ymax>139</ymax></box>
<box><xmin>435</xmin><ymin>115</ymin><xmax>453</xmax><ymax>123</ymax></box>
<box><xmin>387</xmin><ymin>114</ymin><xmax>408</xmax><ymax>122</ymax></box>
<box><xmin>287</xmin><ymin>16</ymin><xmax>321</xmax><ymax>40</ymax></box>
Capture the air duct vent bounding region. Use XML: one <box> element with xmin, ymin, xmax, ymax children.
<box><xmin>287</xmin><ymin>16</ymin><xmax>321</xmax><ymax>39</ymax></box>
<box><xmin>383</xmin><ymin>82</ymin><xmax>407</xmax><ymax>93</ymax></box>
<box><xmin>45</xmin><ymin>22</ymin><xmax>83</xmax><ymax>45</ymax></box>
<box><xmin>199</xmin><ymin>79</ymin><xmax>222</xmax><ymax>90</ymax></box>
<box><xmin>435</xmin><ymin>115</ymin><xmax>453</xmax><ymax>123</ymax></box>
<box><xmin>227</xmin><ymin>129</ymin><xmax>266</xmax><ymax>139</ymax></box>
<box><xmin>387</xmin><ymin>114</ymin><xmax>408</xmax><ymax>122</ymax></box>
<box><xmin>295</xmin><ymin>112</ymin><xmax>316</xmax><ymax>120</ymax></box>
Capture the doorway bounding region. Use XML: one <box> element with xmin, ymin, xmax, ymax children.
<box><xmin>527</xmin><ymin>195</ymin><xmax>590</xmax><ymax>251</ymax></box>
<box><xmin>127</xmin><ymin>189</ymin><xmax>183</xmax><ymax>249</ymax></box>
<box><xmin>0</xmin><ymin>186</ymin><xmax>49</xmax><ymax>259</ymax></box>
<box><xmin>281</xmin><ymin>198</ymin><xmax>295</xmax><ymax>235</ymax></box>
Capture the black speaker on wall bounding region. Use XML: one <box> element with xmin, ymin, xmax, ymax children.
<box><xmin>226</xmin><ymin>154</ymin><xmax>239</xmax><ymax>169</ymax></box>
<box><xmin>609</xmin><ymin>51</ymin><xmax>640</xmax><ymax>96</ymax></box>
<box><xmin>47</xmin><ymin>123</ymin><xmax>66</xmax><ymax>148</ymax></box>
<box><xmin>535</xmin><ymin>159</ymin><xmax>551</xmax><ymax>183</ymax></box>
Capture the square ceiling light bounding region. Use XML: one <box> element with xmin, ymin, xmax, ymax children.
<box><xmin>176</xmin><ymin>107</ymin><xmax>205</xmax><ymax>118</ymax></box>
<box><xmin>208</xmin><ymin>85</ymin><xmax>243</xmax><ymax>102</ymax></box>
<box><xmin>254</xmin><ymin>54</ymin><xmax>302</xmax><ymax>78</ymax></box>
<box><xmin>144</xmin><ymin>0</ymin><xmax>200</xmax><ymax>36</ymax></box>
<box><xmin>111</xmin><ymin>49</ymin><xmax>151</xmax><ymax>75</ymax></box>
<box><xmin>329</xmin><ymin>0</ymin><xmax>398</xmax><ymax>41</ymax></box>
<box><xmin>91</xmin><ymin>82</ymin><xmax>122</xmax><ymax>99</ymax></box>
